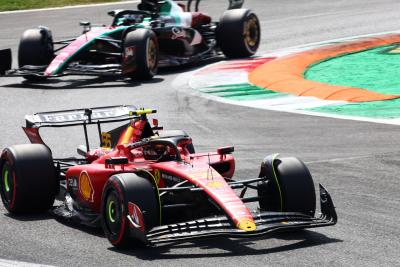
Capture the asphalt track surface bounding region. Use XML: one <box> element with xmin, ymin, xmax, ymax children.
<box><xmin>1</xmin><ymin>0</ymin><xmax>400</xmax><ymax>266</ymax></box>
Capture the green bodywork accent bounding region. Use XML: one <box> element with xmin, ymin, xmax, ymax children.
<box><xmin>160</xmin><ymin>1</ymin><xmax>173</xmax><ymax>13</ymax></box>
<box><xmin>305</xmin><ymin>44</ymin><xmax>400</xmax><ymax>119</ymax></box>
<box><xmin>201</xmin><ymin>84</ymin><xmax>286</xmax><ymax>101</ymax></box>
<box><xmin>160</xmin><ymin>0</ymin><xmax>182</xmax><ymax>24</ymax></box>
<box><xmin>3</xmin><ymin>169</ymin><xmax>10</xmax><ymax>193</ymax></box>
<box><xmin>108</xmin><ymin>200</ymin><xmax>116</xmax><ymax>223</ymax></box>
<box><xmin>53</xmin><ymin>26</ymin><xmax>129</xmax><ymax>75</ymax></box>
<box><xmin>270</xmin><ymin>154</ymin><xmax>284</xmax><ymax>212</ymax></box>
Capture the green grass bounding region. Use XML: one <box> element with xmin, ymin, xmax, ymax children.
<box><xmin>0</xmin><ymin>0</ymin><xmax>124</xmax><ymax>12</ymax></box>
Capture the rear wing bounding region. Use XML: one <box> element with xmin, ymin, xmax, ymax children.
<box><xmin>156</xmin><ymin>0</ymin><xmax>244</xmax><ymax>12</ymax></box>
<box><xmin>23</xmin><ymin>105</ymin><xmax>140</xmax><ymax>152</ymax></box>
<box><xmin>25</xmin><ymin>105</ymin><xmax>138</xmax><ymax>128</ymax></box>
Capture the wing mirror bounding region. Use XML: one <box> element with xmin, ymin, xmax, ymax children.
<box><xmin>79</xmin><ymin>21</ymin><xmax>91</xmax><ymax>33</ymax></box>
<box><xmin>228</xmin><ymin>0</ymin><xmax>244</xmax><ymax>9</ymax></box>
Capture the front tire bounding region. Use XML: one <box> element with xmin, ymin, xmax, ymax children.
<box><xmin>101</xmin><ymin>173</ymin><xmax>159</xmax><ymax>248</ymax></box>
<box><xmin>257</xmin><ymin>156</ymin><xmax>316</xmax><ymax>216</ymax></box>
<box><xmin>18</xmin><ymin>28</ymin><xmax>54</xmax><ymax>81</ymax></box>
<box><xmin>122</xmin><ymin>29</ymin><xmax>159</xmax><ymax>80</ymax></box>
<box><xmin>0</xmin><ymin>144</ymin><xmax>57</xmax><ymax>214</ymax></box>
<box><xmin>216</xmin><ymin>9</ymin><xmax>261</xmax><ymax>58</ymax></box>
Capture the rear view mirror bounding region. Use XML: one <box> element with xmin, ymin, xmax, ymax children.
<box><xmin>228</xmin><ymin>0</ymin><xmax>244</xmax><ymax>9</ymax></box>
<box><xmin>77</xmin><ymin>145</ymin><xmax>87</xmax><ymax>157</ymax></box>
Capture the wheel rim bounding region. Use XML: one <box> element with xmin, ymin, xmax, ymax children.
<box><xmin>108</xmin><ymin>200</ymin><xmax>116</xmax><ymax>223</ymax></box>
<box><xmin>1</xmin><ymin>163</ymin><xmax>14</xmax><ymax>205</ymax></box>
<box><xmin>244</xmin><ymin>14</ymin><xmax>260</xmax><ymax>52</ymax></box>
<box><xmin>4</xmin><ymin>169</ymin><xmax>10</xmax><ymax>193</ymax></box>
<box><xmin>105</xmin><ymin>192</ymin><xmax>122</xmax><ymax>235</ymax></box>
<box><xmin>147</xmin><ymin>38</ymin><xmax>157</xmax><ymax>72</ymax></box>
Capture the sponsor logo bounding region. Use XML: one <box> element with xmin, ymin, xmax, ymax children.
<box><xmin>122</xmin><ymin>46</ymin><xmax>137</xmax><ymax>74</ymax></box>
<box><xmin>127</xmin><ymin>202</ymin><xmax>145</xmax><ymax>232</ymax></box>
<box><xmin>78</xmin><ymin>171</ymin><xmax>94</xmax><ymax>202</ymax></box>
<box><xmin>171</xmin><ymin>27</ymin><xmax>187</xmax><ymax>40</ymax></box>
<box><xmin>124</xmin><ymin>46</ymin><xmax>135</xmax><ymax>59</ymax></box>
<box><xmin>37</xmin><ymin>108</ymin><xmax>125</xmax><ymax>123</ymax></box>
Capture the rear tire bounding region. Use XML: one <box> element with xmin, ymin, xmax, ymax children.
<box><xmin>101</xmin><ymin>173</ymin><xmax>159</xmax><ymax>248</ymax></box>
<box><xmin>216</xmin><ymin>9</ymin><xmax>260</xmax><ymax>58</ymax></box>
<box><xmin>0</xmin><ymin>144</ymin><xmax>57</xmax><ymax>214</ymax></box>
<box><xmin>122</xmin><ymin>29</ymin><xmax>159</xmax><ymax>80</ymax></box>
<box><xmin>18</xmin><ymin>28</ymin><xmax>54</xmax><ymax>81</ymax></box>
<box><xmin>258</xmin><ymin>156</ymin><xmax>316</xmax><ymax>216</ymax></box>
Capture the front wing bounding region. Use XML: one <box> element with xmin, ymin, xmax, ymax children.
<box><xmin>146</xmin><ymin>184</ymin><xmax>337</xmax><ymax>245</ymax></box>
<box><xmin>4</xmin><ymin>63</ymin><xmax>123</xmax><ymax>78</ymax></box>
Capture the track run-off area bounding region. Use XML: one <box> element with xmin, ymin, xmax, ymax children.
<box><xmin>186</xmin><ymin>32</ymin><xmax>400</xmax><ymax>125</ymax></box>
<box><xmin>1</xmin><ymin>0</ymin><xmax>400</xmax><ymax>266</ymax></box>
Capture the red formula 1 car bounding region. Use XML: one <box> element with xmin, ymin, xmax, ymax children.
<box><xmin>0</xmin><ymin>106</ymin><xmax>336</xmax><ymax>247</ymax></box>
<box><xmin>0</xmin><ymin>0</ymin><xmax>260</xmax><ymax>81</ymax></box>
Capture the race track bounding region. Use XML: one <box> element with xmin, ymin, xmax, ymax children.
<box><xmin>1</xmin><ymin>0</ymin><xmax>400</xmax><ymax>266</ymax></box>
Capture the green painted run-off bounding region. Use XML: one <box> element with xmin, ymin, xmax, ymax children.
<box><xmin>202</xmin><ymin>83</ymin><xmax>286</xmax><ymax>101</ymax></box>
<box><xmin>305</xmin><ymin>45</ymin><xmax>400</xmax><ymax>119</ymax></box>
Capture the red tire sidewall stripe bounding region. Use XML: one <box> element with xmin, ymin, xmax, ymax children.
<box><xmin>110</xmin><ymin>178</ymin><xmax>126</xmax><ymax>245</ymax></box>
<box><xmin>9</xmin><ymin>171</ymin><xmax>16</xmax><ymax>210</ymax></box>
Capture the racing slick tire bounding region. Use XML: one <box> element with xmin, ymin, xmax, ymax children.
<box><xmin>122</xmin><ymin>29</ymin><xmax>159</xmax><ymax>80</ymax></box>
<box><xmin>0</xmin><ymin>144</ymin><xmax>57</xmax><ymax>214</ymax></box>
<box><xmin>101</xmin><ymin>173</ymin><xmax>159</xmax><ymax>248</ymax></box>
<box><xmin>257</xmin><ymin>156</ymin><xmax>316</xmax><ymax>217</ymax></box>
<box><xmin>216</xmin><ymin>9</ymin><xmax>260</xmax><ymax>58</ymax></box>
<box><xmin>18</xmin><ymin>28</ymin><xmax>54</xmax><ymax>81</ymax></box>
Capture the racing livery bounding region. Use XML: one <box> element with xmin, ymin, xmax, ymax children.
<box><xmin>0</xmin><ymin>0</ymin><xmax>261</xmax><ymax>81</ymax></box>
<box><xmin>0</xmin><ymin>106</ymin><xmax>336</xmax><ymax>247</ymax></box>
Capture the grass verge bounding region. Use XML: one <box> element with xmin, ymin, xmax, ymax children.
<box><xmin>0</xmin><ymin>0</ymin><xmax>124</xmax><ymax>12</ymax></box>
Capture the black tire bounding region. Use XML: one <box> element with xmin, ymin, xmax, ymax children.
<box><xmin>216</xmin><ymin>9</ymin><xmax>260</xmax><ymax>58</ymax></box>
<box><xmin>101</xmin><ymin>173</ymin><xmax>159</xmax><ymax>248</ymax></box>
<box><xmin>18</xmin><ymin>28</ymin><xmax>54</xmax><ymax>81</ymax></box>
<box><xmin>0</xmin><ymin>144</ymin><xmax>57</xmax><ymax>214</ymax></box>
<box><xmin>122</xmin><ymin>29</ymin><xmax>159</xmax><ymax>80</ymax></box>
<box><xmin>258</xmin><ymin>157</ymin><xmax>316</xmax><ymax>216</ymax></box>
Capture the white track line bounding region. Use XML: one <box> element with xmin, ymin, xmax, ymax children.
<box><xmin>0</xmin><ymin>259</ymin><xmax>55</xmax><ymax>267</ymax></box>
<box><xmin>0</xmin><ymin>1</ymin><xmax>139</xmax><ymax>15</ymax></box>
<box><xmin>180</xmin><ymin>30</ymin><xmax>400</xmax><ymax>126</ymax></box>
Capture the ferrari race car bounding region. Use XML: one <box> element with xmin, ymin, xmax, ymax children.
<box><xmin>0</xmin><ymin>106</ymin><xmax>336</xmax><ymax>248</ymax></box>
<box><xmin>0</xmin><ymin>0</ymin><xmax>261</xmax><ymax>81</ymax></box>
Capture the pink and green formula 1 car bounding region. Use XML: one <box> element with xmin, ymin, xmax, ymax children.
<box><xmin>0</xmin><ymin>106</ymin><xmax>336</xmax><ymax>248</ymax></box>
<box><xmin>0</xmin><ymin>0</ymin><xmax>261</xmax><ymax>81</ymax></box>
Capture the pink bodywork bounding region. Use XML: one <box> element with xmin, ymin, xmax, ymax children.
<box><xmin>45</xmin><ymin>27</ymin><xmax>112</xmax><ymax>76</ymax></box>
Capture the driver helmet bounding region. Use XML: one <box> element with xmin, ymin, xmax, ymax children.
<box><xmin>138</xmin><ymin>0</ymin><xmax>163</xmax><ymax>12</ymax></box>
